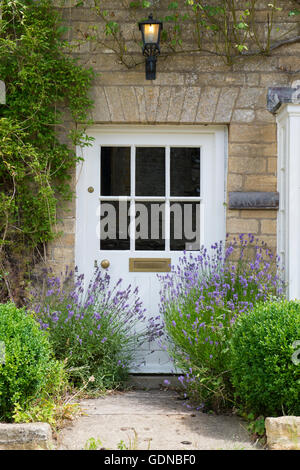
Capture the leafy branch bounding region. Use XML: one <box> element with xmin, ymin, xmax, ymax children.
<box><xmin>0</xmin><ymin>0</ymin><xmax>94</xmax><ymax>303</ymax></box>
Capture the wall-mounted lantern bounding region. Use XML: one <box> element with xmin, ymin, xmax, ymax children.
<box><xmin>138</xmin><ymin>14</ymin><xmax>163</xmax><ymax>80</ymax></box>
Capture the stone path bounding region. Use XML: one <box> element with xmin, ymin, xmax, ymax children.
<box><xmin>57</xmin><ymin>390</ymin><xmax>261</xmax><ymax>450</ymax></box>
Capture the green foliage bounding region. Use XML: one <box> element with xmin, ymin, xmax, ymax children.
<box><xmin>230</xmin><ymin>299</ymin><xmax>300</xmax><ymax>417</ymax></box>
<box><xmin>84</xmin><ymin>437</ymin><xmax>103</xmax><ymax>450</ymax></box>
<box><xmin>31</xmin><ymin>267</ymin><xmax>160</xmax><ymax>390</ymax></box>
<box><xmin>160</xmin><ymin>236</ymin><xmax>283</xmax><ymax>411</ymax></box>
<box><xmin>245</xmin><ymin>414</ymin><xmax>266</xmax><ymax>439</ymax></box>
<box><xmin>0</xmin><ymin>302</ymin><xmax>66</xmax><ymax>421</ymax></box>
<box><xmin>0</xmin><ymin>0</ymin><xmax>94</xmax><ymax>303</ymax></box>
<box><xmin>13</xmin><ymin>400</ymin><xmax>57</xmax><ymax>426</ymax></box>
<box><xmin>12</xmin><ymin>398</ymin><xmax>79</xmax><ymax>428</ymax></box>
<box><xmin>289</xmin><ymin>9</ymin><xmax>300</xmax><ymax>16</ymax></box>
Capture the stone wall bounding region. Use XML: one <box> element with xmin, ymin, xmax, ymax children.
<box><xmin>48</xmin><ymin>0</ymin><xmax>300</xmax><ymax>269</ymax></box>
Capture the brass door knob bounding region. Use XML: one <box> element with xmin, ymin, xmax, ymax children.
<box><xmin>100</xmin><ymin>259</ymin><xmax>110</xmax><ymax>269</ymax></box>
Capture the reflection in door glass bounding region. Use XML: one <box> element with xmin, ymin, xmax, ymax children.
<box><xmin>170</xmin><ymin>202</ymin><xmax>200</xmax><ymax>251</ymax></box>
<box><xmin>100</xmin><ymin>201</ymin><xmax>130</xmax><ymax>250</ymax></box>
<box><xmin>170</xmin><ymin>148</ymin><xmax>200</xmax><ymax>197</ymax></box>
<box><xmin>101</xmin><ymin>147</ymin><xmax>130</xmax><ymax>196</ymax></box>
<box><xmin>136</xmin><ymin>147</ymin><xmax>165</xmax><ymax>196</ymax></box>
<box><xmin>135</xmin><ymin>202</ymin><xmax>165</xmax><ymax>251</ymax></box>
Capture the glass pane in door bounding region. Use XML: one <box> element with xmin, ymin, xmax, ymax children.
<box><xmin>100</xmin><ymin>201</ymin><xmax>130</xmax><ymax>250</ymax></box>
<box><xmin>135</xmin><ymin>202</ymin><xmax>165</xmax><ymax>251</ymax></box>
<box><xmin>170</xmin><ymin>147</ymin><xmax>200</xmax><ymax>197</ymax></box>
<box><xmin>136</xmin><ymin>147</ymin><xmax>165</xmax><ymax>196</ymax></box>
<box><xmin>101</xmin><ymin>147</ymin><xmax>130</xmax><ymax>196</ymax></box>
<box><xmin>170</xmin><ymin>202</ymin><xmax>200</xmax><ymax>251</ymax></box>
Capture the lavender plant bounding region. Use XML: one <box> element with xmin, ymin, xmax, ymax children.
<box><xmin>30</xmin><ymin>267</ymin><xmax>162</xmax><ymax>389</ymax></box>
<box><xmin>159</xmin><ymin>234</ymin><xmax>285</xmax><ymax>412</ymax></box>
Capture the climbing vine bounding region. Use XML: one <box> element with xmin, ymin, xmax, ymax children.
<box><xmin>74</xmin><ymin>0</ymin><xmax>300</xmax><ymax>67</ymax></box>
<box><xmin>0</xmin><ymin>0</ymin><xmax>94</xmax><ymax>303</ymax></box>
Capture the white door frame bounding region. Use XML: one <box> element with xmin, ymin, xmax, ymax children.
<box><xmin>276</xmin><ymin>103</ymin><xmax>300</xmax><ymax>299</ymax></box>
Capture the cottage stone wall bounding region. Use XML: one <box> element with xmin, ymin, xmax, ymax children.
<box><xmin>48</xmin><ymin>0</ymin><xmax>300</xmax><ymax>269</ymax></box>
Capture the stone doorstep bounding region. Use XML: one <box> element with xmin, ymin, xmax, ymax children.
<box><xmin>265</xmin><ymin>417</ymin><xmax>300</xmax><ymax>451</ymax></box>
<box><xmin>0</xmin><ymin>422</ymin><xmax>53</xmax><ymax>450</ymax></box>
<box><xmin>128</xmin><ymin>374</ymin><xmax>183</xmax><ymax>390</ymax></box>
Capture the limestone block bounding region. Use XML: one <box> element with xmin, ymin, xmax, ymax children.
<box><xmin>215</xmin><ymin>87</ymin><xmax>239</xmax><ymax>122</ymax></box>
<box><xmin>261</xmin><ymin>219</ymin><xmax>277</xmax><ymax>235</ymax></box>
<box><xmin>0</xmin><ymin>423</ymin><xmax>52</xmax><ymax>450</ymax></box>
<box><xmin>232</xmin><ymin>109</ymin><xmax>255</xmax><ymax>123</ymax></box>
<box><xmin>180</xmin><ymin>87</ymin><xmax>202</xmax><ymax>123</ymax></box>
<box><xmin>265</xmin><ymin>417</ymin><xmax>300</xmax><ymax>450</ymax></box>
<box><xmin>227</xmin><ymin>217</ymin><xmax>259</xmax><ymax>234</ymax></box>
<box><xmin>196</xmin><ymin>87</ymin><xmax>220</xmax><ymax>122</ymax></box>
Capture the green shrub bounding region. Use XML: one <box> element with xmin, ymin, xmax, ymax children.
<box><xmin>230</xmin><ymin>299</ymin><xmax>300</xmax><ymax>416</ymax></box>
<box><xmin>0</xmin><ymin>302</ymin><xmax>65</xmax><ymax>421</ymax></box>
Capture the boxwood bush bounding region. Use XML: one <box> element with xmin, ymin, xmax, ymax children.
<box><xmin>0</xmin><ymin>302</ymin><xmax>65</xmax><ymax>421</ymax></box>
<box><xmin>230</xmin><ymin>299</ymin><xmax>300</xmax><ymax>416</ymax></box>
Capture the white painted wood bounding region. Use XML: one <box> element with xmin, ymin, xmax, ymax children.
<box><xmin>277</xmin><ymin>104</ymin><xmax>300</xmax><ymax>299</ymax></box>
<box><xmin>76</xmin><ymin>125</ymin><xmax>226</xmax><ymax>372</ymax></box>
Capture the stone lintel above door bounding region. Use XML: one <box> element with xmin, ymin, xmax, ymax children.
<box><xmin>90</xmin><ymin>85</ymin><xmax>239</xmax><ymax>124</ymax></box>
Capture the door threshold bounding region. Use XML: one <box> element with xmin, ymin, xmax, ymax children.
<box><xmin>128</xmin><ymin>374</ymin><xmax>182</xmax><ymax>390</ymax></box>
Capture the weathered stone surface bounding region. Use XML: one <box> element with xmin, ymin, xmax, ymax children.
<box><xmin>135</xmin><ymin>86</ymin><xmax>147</xmax><ymax>122</ymax></box>
<box><xmin>244</xmin><ymin>174</ymin><xmax>277</xmax><ymax>192</ymax></box>
<box><xmin>228</xmin><ymin>157</ymin><xmax>266</xmax><ymax>174</ymax></box>
<box><xmin>104</xmin><ymin>87</ymin><xmax>125</xmax><ymax>122</ymax></box>
<box><xmin>195</xmin><ymin>86</ymin><xmax>220</xmax><ymax>122</ymax></box>
<box><xmin>156</xmin><ymin>86</ymin><xmax>172</xmax><ymax>122</ymax></box>
<box><xmin>119</xmin><ymin>86</ymin><xmax>140</xmax><ymax>122</ymax></box>
<box><xmin>265</xmin><ymin>417</ymin><xmax>300</xmax><ymax>450</ymax></box>
<box><xmin>267</xmin><ymin>86</ymin><xmax>300</xmax><ymax>113</ymax></box>
<box><xmin>58</xmin><ymin>390</ymin><xmax>260</xmax><ymax>450</ymax></box>
<box><xmin>91</xmin><ymin>86</ymin><xmax>111</xmax><ymax>122</ymax></box>
<box><xmin>0</xmin><ymin>423</ymin><xmax>52</xmax><ymax>450</ymax></box>
<box><xmin>261</xmin><ymin>219</ymin><xmax>277</xmax><ymax>234</ymax></box>
<box><xmin>229</xmin><ymin>124</ymin><xmax>277</xmax><ymax>143</ymax></box>
<box><xmin>227</xmin><ymin>217</ymin><xmax>259</xmax><ymax>234</ymax></box>
<box><xmin>214</xmin><ymin>87</ymin><xmax>239</xmax><ymax>122</ymax></box>
<box><xmin>144</xmin><ymin>86</ymin><xmax>160</xmax><ymax>123</ymax></box>
<box><xmin>236</xmin><ymin>87</ymin><xmax>266</xmax><ymax>109</ymax></box>
<box><xmin>167</xmin><ymin>86</ymin><xmax>187</xmax><ymax>122</ymax></box>
<box><xmin>232</xmin><ymin>109</ymin><xmax>255</xmax><ymax>123</ymax></box>
<box><xmin>180</xmin><ymin>87</ymin><xmax>201</xmax><ymax>123</ymax></box>
<box><xmin>228</xmin><ymin>192</ymin><xmax>279</xmax><ymax>210</ymax></box>
<box><xmin>227</xmin><ymin>173</ymin><xmax>243</xmax><ymax>192</ymax></box>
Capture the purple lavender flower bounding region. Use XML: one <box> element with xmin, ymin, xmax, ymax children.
<box><xmin>158</xmin><ymin>234</ymin><xmax>285</xmax><ymax>410</ymax></box>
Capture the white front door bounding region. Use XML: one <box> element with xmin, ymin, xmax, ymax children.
<box><xmin>76</xmin><ymin>126</ymin><xmax>226</xmax><ymax>373</ymax></box>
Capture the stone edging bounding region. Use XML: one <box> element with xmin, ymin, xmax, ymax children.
<box><xmin>265</xmin><ymin>416</ymin><xmax>300</xmax><ymax>450</ymax></box>
<box><xmin>0</xmin><ymin>417</ymin><xmax>299</xmax><ymax>450</ymax></box>
<box><xmin>0</xmin><ymin>422</ymin><xmax>52</xmax><ymax>450</ymax></box>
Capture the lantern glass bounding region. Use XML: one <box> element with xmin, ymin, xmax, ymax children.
<box><xmin>143</xmin><ymin>22</ymin><xmax>160</xmax><ymax>44</ymax></box>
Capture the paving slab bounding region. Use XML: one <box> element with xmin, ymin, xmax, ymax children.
<box><xmin>57</xmin><ymin>390</ymin><xmax>261</xmax><ymax>450</ymax></box>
